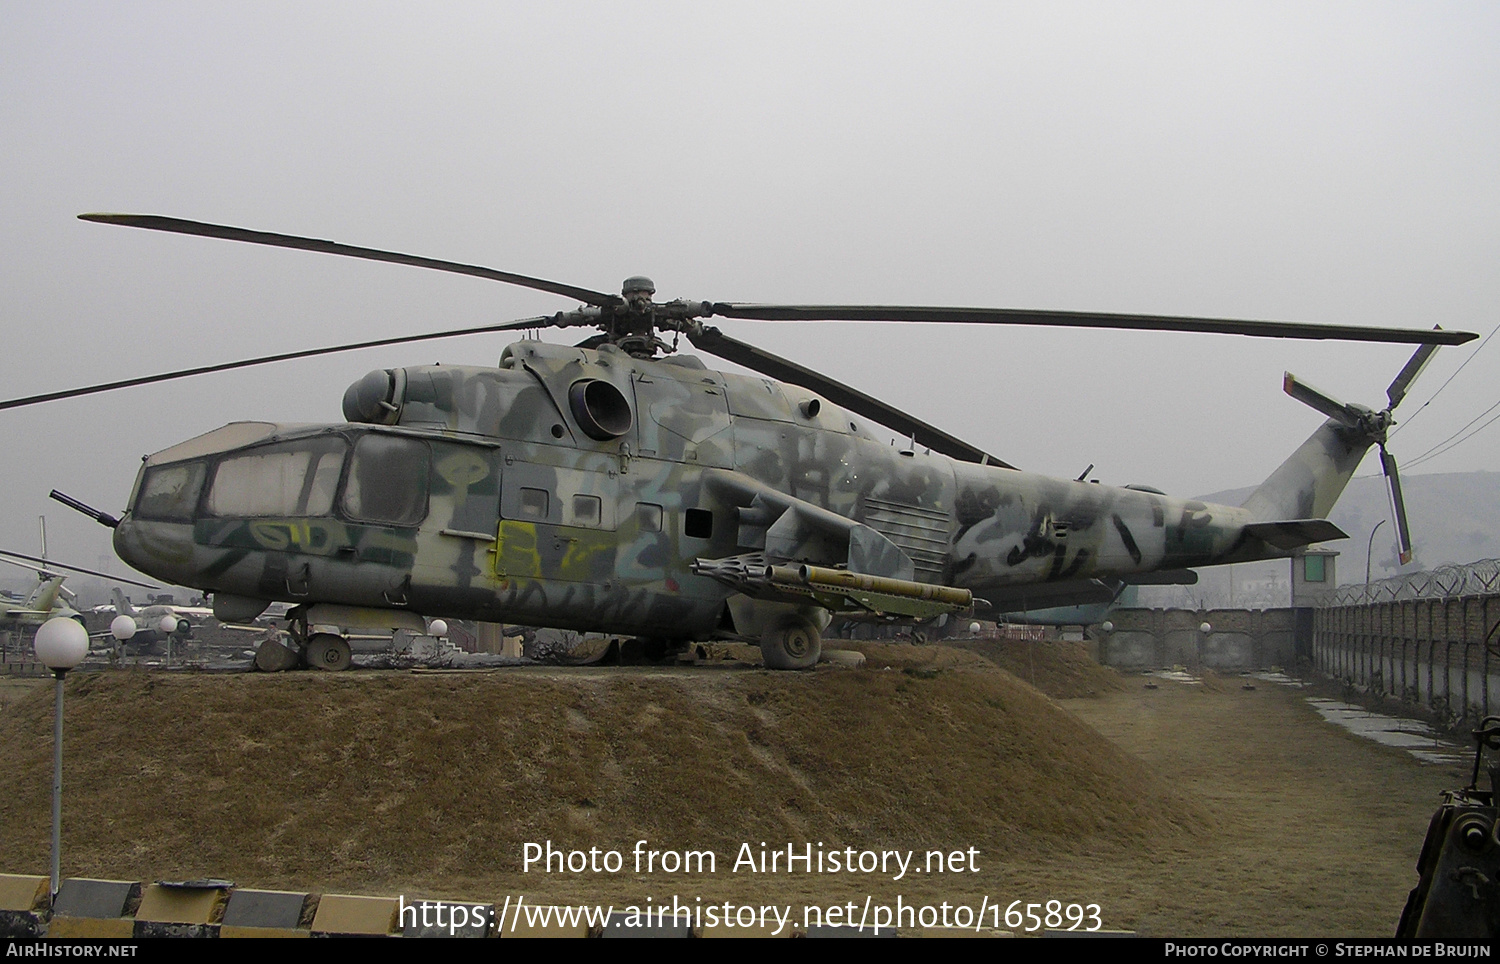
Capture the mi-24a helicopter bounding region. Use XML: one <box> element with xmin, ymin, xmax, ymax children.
<box><xmin>21</xmin><ymin>214</ymin><xmax>1474</xmax><ymax>671</ymax></box>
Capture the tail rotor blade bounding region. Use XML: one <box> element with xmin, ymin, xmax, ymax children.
<box><xmin>1380</xmin><ymin>446</ymin><xmax>1414</xmax><ymax>566</ymax></box>
<box><xmin>1283</xmin><ymin>373</ymin><xmax>1363</xmax><ymax>428</ymax></box>
<box><xmin>1385</xmin><ymin>342</ymin><xmax>1440</xmax><ymax>411</ymax></box>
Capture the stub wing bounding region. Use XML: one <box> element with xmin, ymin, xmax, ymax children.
<box><xmin>1241</xmin><ymin>519</ymin><xmax>1349</xmax><ymax>551</ymax></box>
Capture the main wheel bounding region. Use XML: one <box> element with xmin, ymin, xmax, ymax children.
<box><xmin>304</xmin><ymin>632</ymin><xmax>352</xmax><ymax>672</ymax></box>
<box><xmin>760</xmin><ymin>616</ymin><xmax>821</xmax><ymax>671</ymax></box>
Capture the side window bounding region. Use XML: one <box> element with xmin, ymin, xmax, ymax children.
<box><xmin>519</xmin><ymin>487</ymin><xmax>550</xmax><ymax>520</ymax></box>
<box><xmin>136</xmin><ymin>462</ymin><xmax>207</xmax><ymax>522</ymax></box>
<box><xmin>567</xmin><ymin>495</ymin><xmax>602</xmax><ymax>528</ymax></box>
<box><xmin>206</xmin><ymin>439</ymin><xmax>347</xmax><ymax>517</ymax></box>
<box><xmin>342</xmin><ymin>434</ymin><xmax>430</xmax><ymax>526</ymax></box>
<box><xmin>636</xmin><ymin>502</ymin><xmax>663</xmax><ymax>533</ymax></box>
<box><xmin>684</xmin><ymin>508</ymin><xmax>713</xmax><ymax>539</ymax></box>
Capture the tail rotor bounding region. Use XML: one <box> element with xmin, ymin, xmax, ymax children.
<box><xmin>1283</xmin><ymin>338</ymin><xmax>1445</xmax><ymax>566</ymax></box>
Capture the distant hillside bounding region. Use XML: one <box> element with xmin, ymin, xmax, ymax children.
<box><xmin>1201</xmin><ymin>470</ymin><xmax>1500</xmax><ymax>585</ymax></box>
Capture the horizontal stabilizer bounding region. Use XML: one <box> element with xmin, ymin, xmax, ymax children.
<box><xmin>1243</xmin><ymin>519</ymin><xmax>1349</xmax><ymax>551</ymax></box>
<box><xmin>975</xmin><ymin>579</ymin><xmax>1121</xmax><ymax>611</ymax></box>
<box><xmin>1122</xmin><ymin>569</ymin><xmax>1199</xmax><ymax>586</ymax></box>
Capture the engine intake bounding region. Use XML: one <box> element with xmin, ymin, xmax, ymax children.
<box><xmin>342</xmin><ymin>369</ymin><xmax>406</xmax><ymax>425</ymax></box>
<box><xmin>568</xmin><ymin>379</ymin><xmax>632</xmax><ymax>440</ymax></box>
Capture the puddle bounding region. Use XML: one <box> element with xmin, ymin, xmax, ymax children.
<box><xmin>1220</xmin><ymin>672</ymin><xmax>1464</xmax><ymax>765</ymax></box>
<box><xmin>1149</xmin><ymin>670</ymin><xmax>1202</xmax><ymax>685</ymax></box>
<box><xmin>1303</xmin><ymin>698</ymin><xmax>1467</xmax><ymax>765</ymax></box>
<box><xmin>1246</xmin><ymin>671</ymin><xmax>1309</xmax><ymax>688</ymax></box>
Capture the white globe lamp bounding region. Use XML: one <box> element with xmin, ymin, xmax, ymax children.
<box><xmin>35</xmin><ymin>617</ymin><xmax>88</xmax><ymax>674</ymax></box>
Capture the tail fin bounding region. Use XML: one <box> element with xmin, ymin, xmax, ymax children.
<box><xmin>112</xmin><ymin>586</ymin><xmax>137</xmax><ymax>616</ymax></box>
<box><xmin>1241</xmin><ymin>419</ymin><xmax>1372</xmax><ymax>523</ymax></box>
<box><xmin>26</xmin><ymin>575</ymin><xmax>67</xmax><ymax>614</ymax></box>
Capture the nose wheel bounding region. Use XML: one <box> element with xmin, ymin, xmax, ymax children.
<box><xmin>304</xmin><ymin>632</ymin><xmax>352</xmax><ymax>672</ymax></box>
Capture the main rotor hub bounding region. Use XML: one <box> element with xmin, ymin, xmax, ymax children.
<box><xmin>619</xmin><ymin>276</ymin><xmax>658</xmax><ymax>330</ymax></box>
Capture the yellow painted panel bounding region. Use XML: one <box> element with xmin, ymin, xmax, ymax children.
<box><xmin>0</xmin><ymin>874</ymin><xmax>46</xmax><ymax>912</ymax></box>
<box><xmin>495</xmin><ymin>520</ymin><xmax>542</xmax><ymax>578</ymax></box>
<box><xmin>47</xmin><ymin>917</ymin><xmax>136</xmax><ymax>938</ymax></box>
<box><xmin>311</xmin><ymin>894</ymin><xmax>398</xmax><ymax>935</ymax></box>
<box><xmin>135</xmin><ymin>884</ymin><xmax>225</xmax><ymax>924</ymax></box>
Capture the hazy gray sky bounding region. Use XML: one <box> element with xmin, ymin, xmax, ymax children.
<box><xmin>3</xmin><ymin>2</ymin><xmax>1497</xmax><ymax>579</ymax></box>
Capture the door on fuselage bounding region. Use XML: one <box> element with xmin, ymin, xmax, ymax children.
<box><xmin>496</xmin><ymin>462</ymin><xmax>620</xmax><ymax>584</ymax></box>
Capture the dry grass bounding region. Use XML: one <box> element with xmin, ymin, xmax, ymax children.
<box><xmin>1049</xmin><ymin>679</ymin><xmax>1467</xmax><ymax>935</ymax></box>
<box><xmin>0</xmin><ymin>656</ymin><xmax>1199</xmax><ymax>901</ymax></box>
<box><xmin>938</xmin><ymin>637</ymin><xmax>1128</xmax><ymax>699</ymax></box>
<box><xmin>0</xmin><ymin>646</ymin><xmax>1462</xmax><ymax>935</ymax></box>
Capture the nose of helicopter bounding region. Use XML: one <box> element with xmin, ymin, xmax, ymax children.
<box><xmin>112</xmin><ymin>508</ymin><xmax>196</xmax><ymax>590</ymax></box>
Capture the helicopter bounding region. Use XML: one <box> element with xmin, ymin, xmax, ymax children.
<box><xmin>0</xmin><ymin>548</ymin><xmax>160</xmax><ymax>661</ymax></box>
<box><xmin>0</xmin><ymin>571</ymin><xmax>75</xmax><ymax>633</ymax></box>
<box><xmin>19</xmin><ymin>214</ymin><xmax>1476</xmax><ymax>671</ymax></box>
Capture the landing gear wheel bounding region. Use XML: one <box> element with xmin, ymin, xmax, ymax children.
<box><xmin>304</xmin><ymin>633</ymin><xmax>352</xmax><ymax>672</ymax></box>
<box><xmin>760</xmin><ymin>617</ymin><xmax>821</xmax><ymax>671</ymax></box>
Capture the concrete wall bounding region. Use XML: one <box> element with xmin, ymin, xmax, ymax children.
<box><xmin>1313</xmin><ymin>595</ymin><xmax>1500</xmax><ymax>727</ymax></box>
<box><xmin>1096</xmin><ymin>608</ymin><xmax>1296</xmax><ymax>671</ymax></box>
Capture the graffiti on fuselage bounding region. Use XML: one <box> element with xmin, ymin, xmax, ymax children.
<box><xmin>113</xmin><ymin>339</ymin><xmax>1281</xmax><ymax>634</ymax></box>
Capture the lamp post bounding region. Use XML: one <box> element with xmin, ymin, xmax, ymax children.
<box><xmin>158</xmin><ymin>615</ymin><xmax>177</xmax><ymax>666</ymax></box>
<box><xmin>33</xmin><ymin>616</ymin><xmax>88</xmax><ymax>902</ymax></box>
<box><xmin>1366</xmin><ymin>519</ymin><xmax>1387</xmax><ymax>586</ymax></box>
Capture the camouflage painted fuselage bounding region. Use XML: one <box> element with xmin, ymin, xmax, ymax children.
<box><xmin>112</xmin><ymin>340</ymin><xmax>1362</xmax><ymax>639</ymax></box>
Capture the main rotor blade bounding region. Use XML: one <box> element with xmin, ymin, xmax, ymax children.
<box><xmin>1385</xmin><ymin>342</ymin><xmax>1440</xmax><ymax>410</ymax></box>
<box><xmin>1282</xmin><ymin>373</ymin><xmax>1364</xmax><ymax>429</ymax></box>
<box><xmin>709</xmin><ymin>304</ymin><xmax>1476</xmax><ymax>346</ymax></box>
<box><xmin>79</xmin><ymin>213</ymin><xmax>619</xmax><ymax>307</ymax></box>
<box><xmin>0</xmin><ymin>549</ymin><xmax>160</xmax><ymax>589</ymax></box>
<box><xmin>1379</xmin><ymin>447</ymin><xmax>1414</xmax><ymax>566</ymax></box>
<box><xmin>687</xmin><ymin>326</ymin><xmax>1016</xmax><ymax>469</ymax></box>
<box><xmin>0</xmin><ymin>316</ymin><xmax>553</xmax><ymax>412</ymax></box>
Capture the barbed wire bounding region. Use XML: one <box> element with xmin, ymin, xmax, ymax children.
<box><xmin>1324</xmin><ymin>558</ymin><xmax>1500</xmax><ymax>606</ymax></box>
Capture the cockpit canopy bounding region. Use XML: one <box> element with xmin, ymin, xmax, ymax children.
<box><xmin>132</xmin><ymin>424</ymin><xmax>431</xmax><ymax>528</ymax></box>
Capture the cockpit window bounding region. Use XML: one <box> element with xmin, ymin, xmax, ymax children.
<box><xmin>206</xmin><ymin>438</ymin><xmax>348</xmax><ymax>518</ymax></box>
<box><xmin>342</xmin><ymin>434</ymin><xmax>429</xmax><ymax>526</ymax></box>
<box><xmin>136</xmin><ymin>462</ymin><xmax>208</xmax><ymax>522</ymax></box>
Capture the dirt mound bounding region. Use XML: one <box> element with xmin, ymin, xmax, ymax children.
<box><xmin>0</xmin><ymin>662</ymin><xmax>1204</xmax><ymax>899</ymax></box>
<box><xmin>942</xmin><ymin>638</ymin><xmax>1127</xmax><ymax>699</ymax></box>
